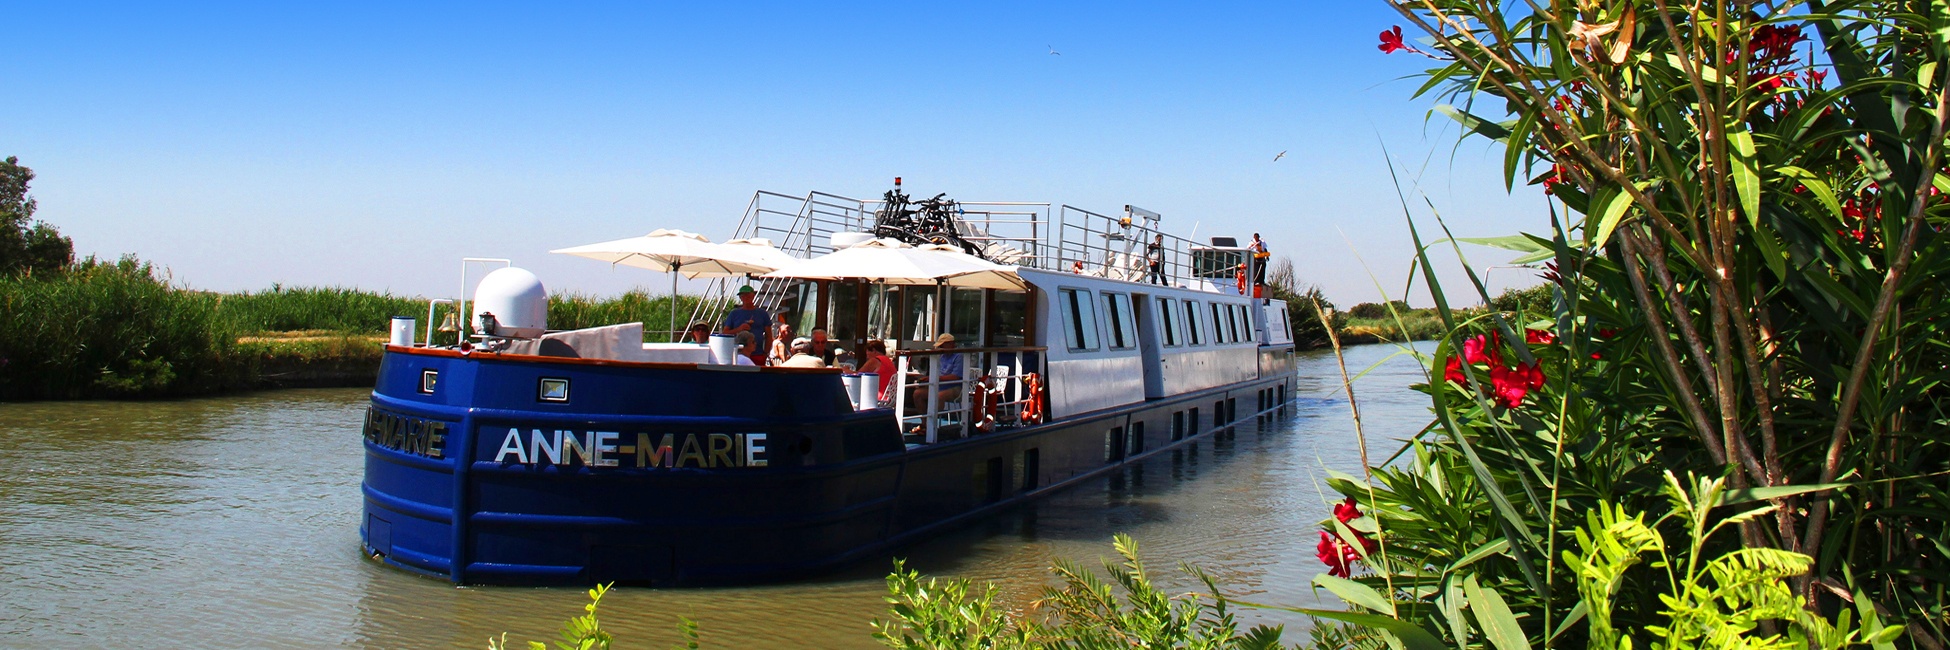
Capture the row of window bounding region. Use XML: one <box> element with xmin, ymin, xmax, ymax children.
<box><xmin>1057</xmin><ymin>287</ymin><xmax>1255</xmax><ymax>353</ymax></box>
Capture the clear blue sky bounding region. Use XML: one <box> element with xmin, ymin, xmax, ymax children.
<box><xmin>4</xmin><ymin>1</ymin><xmax>1548</xmax><ymax>306</ymax></box>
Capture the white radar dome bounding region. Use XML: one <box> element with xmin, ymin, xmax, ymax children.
<box><xmin>471</xmin><ymin>267</ymin><xmax>548</xmax><ymax>338</ymax></box>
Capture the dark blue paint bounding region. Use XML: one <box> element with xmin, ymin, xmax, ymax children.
<box><xmin>360</xmin><ymin>348</ymin><xmax>1296</xmax><ymax>585</ymax></box>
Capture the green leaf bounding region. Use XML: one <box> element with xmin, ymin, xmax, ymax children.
<box><xmin>1720</xmin><ymin>481</ymin><xmax>1852</xmax><ymax>506</ymax></box>
<box><xmin>1454</xmin><ymin>235</ymin><xmax>1550</xmax><ymax>253</ymax></box>
<box><xmin>1449</xmin><ymin>538</ymin><xmax>1510</xmax><ymax>571</ymax></box>
<box><xmin>1549</xmin><ymin>601</ymin><xmax>1587</xmax><ymax>642</ymax></box>
<box><xmin>1315</xmin><ymin>574</ymin><xmax>1397</xmax><ymax>617</ymax></box>
<box><xmin>1729</xmin><ymin>127</ymin><xmax>1762</xmax><ymax>228</ymax></box>
<box><xmin>1464</xmin><ymin>574</ymin><xmax>1531</xmax><ymax>650</ymax></box>
<box><xmin>1778</xmin><ymin>166</ymin><xmax>1843</xmax><ymax>219</ymax></box>
<box><xmin>1589</xmin><ymin>188</ymin><xmax>1635</xmax><ymax>251</ymax></box>
<box><xmin>1436</xmin><ymin>105</ymin><xmax>1514</xmax><ymax>141</ymax></box>
<box><xmin>1240</xmin><ymin>605</ymin><xmax>1447</xmax><ymax>650</ymax></box>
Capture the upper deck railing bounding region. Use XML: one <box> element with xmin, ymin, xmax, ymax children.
<box><xmin>683</xmin><ymin>188</ymin><xmax>1251</xmax><ymax>340</ymax></box>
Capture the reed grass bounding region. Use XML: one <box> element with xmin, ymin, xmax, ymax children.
<box><xmin>206</xmin><ymin>286</ymin><xmax>425</xmax><ymax>334</ymax></box>
<box><xmin>0</xmin><ymin>261</ymin><xmax>725</xmax><ymax>399</ymax></box>
<box><xmin>0</xmin><ymin>257</ymin><xmax>241</xmax><ymax>399</ymax></box>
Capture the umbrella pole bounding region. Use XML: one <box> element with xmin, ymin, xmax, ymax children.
<box><xmin>670</xmin><ymin>263</ymin><xmax>680</xmax><ymax>341</ymax></box>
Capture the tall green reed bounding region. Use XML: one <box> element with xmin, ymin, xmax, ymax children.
<box><xmin>0</xmin><ymin>256</ymin><xmax>240</xmax><ymax>399</ymax></box>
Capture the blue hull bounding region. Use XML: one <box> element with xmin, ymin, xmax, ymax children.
<box><xmin>360</xmin><ymin>346</ymin><xmax>1295</xmax><ymax>585</ymax></box>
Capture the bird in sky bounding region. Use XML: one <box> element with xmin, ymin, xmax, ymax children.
<box><xmin>1273</xmin><ymin>150</ymin><xmax>1287</xmax><ymax>162</ymax></box>
<box><xmin>1048</xmin><ymin>45</ymin><xmax>1061</xmax><ymax>55</ymax></box>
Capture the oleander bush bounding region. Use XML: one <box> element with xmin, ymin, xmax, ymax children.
<box><xmin>1306</xmin><ymin>1</ymin><xmax>1950</xmax><ymax>647</ymax></box>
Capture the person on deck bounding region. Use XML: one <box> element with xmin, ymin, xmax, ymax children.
<box><xmin>1247</xmin><ymin>233</ymin><xmax>1270</xmax><ymax>298</ymax></box>
<box><xmin>780</xmin><ymin>337</ymin><xmax>826</xmax><ymax>368</ymax></box>
<box><xmin>720</xmin><ymin>285</ymin><xmax>772</xmax><ymax>355</ymax></box>
<box><xmin>732</xmin><ymin>331</ymin><xmax>759</xmax><ymax>366</ymax></box>
<box><xmin>859</xmin><ymin>339</ymin><xmax>897</xmax><ymax>403</ymax></box>
<box><xmin>905</xmin><ymin>333</ymin><xmax>966</xmax><ymax>415</ymax></box>
<box><xmin>769</xmin><ymin>322</ymin><xmax>794</xmax><ymax>366</ymax></box>
<box><xmin>684</xmin><ymin>322</ymin><xmax>711</xmax><ymax>344</ymax></box>
<box><xmin>808</xmin><ymin>328</ymin><xmax>842</xmax><ymax>367</ymax></box>
<box><xmin>1145</xmin><ymin>234</ymin><xmax>1166</xmax><ymax>285</ymax></box>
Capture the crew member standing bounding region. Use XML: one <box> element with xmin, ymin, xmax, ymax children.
<box><xmin>1247</xmin><ymin>233</ymin><xmax>1270</xmax><ymax>300</ymax></box>
<box><xmin>720</xmin><ymin>285</ymin><xmax>772</xmax><ymax>356</ymax></box>
<box><xmin>1145</xmin><ymin>234</ymin><xmax>1166</xmax><ymax>285</ymax></box>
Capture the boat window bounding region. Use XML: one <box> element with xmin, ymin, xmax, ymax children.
<box><xmin>948</xmin><ymin>288</ymin><xmax>984</xmax><ymax>345</ymax></box>
<box><xmin>1102</xmin><ymin>292</ymin><xmax>1136</xmax><ymax>350</ymax></box>
<box><xmin>1157</xmin><ymin>297</ymin><xmax>1179</xmax><ymax>347</ymax></box>
<box><xmin>1183</xmin><ymin>300</ymin><xmax>1203</xmax><ymax>346</ymax></box>
<box><xmin>1230</xmin><ymin>304</ymin><xmax>1245</xmax><ymax>342</ymax></box>
<box><xmin>1280</xmin><ymin>306</ymin><xmax>1292</xmax><ymax>340</ymax></box>
<box><xmin>991</xmin><ymin>290</ymin><xmax>1030</xmax><ymax>347</ymax></box>
<box><xmin>1060</xmin><ymin>288</ymin><xmax>1100</xmax><ymax>351</ymax></box>
<box><xmin>1201</xmin><ymin>302</ymin><xmax>1216</xmax><ymax>343</ymax></box>
<box><xmin>901</xmin><ymin>287</ymin><xmax>936</xmax><ymax>342</ymax></box>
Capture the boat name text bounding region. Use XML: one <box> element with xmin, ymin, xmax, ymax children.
<box><xmin>492</xmin><ymin>429</ymin><xmax>768</xmax><ymax>469</ymax></box>
<box><xmin>363</xmin><ymin>408</ymin><xmax>446</xmax><ymax>458</ymax></box>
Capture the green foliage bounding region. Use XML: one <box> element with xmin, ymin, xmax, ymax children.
<box><xmin>489</xmin><ymin>584</ymin><xmax>615</xmax><ymax>650</ymax></box>
<box><xmin>871</xmin><ymin>534</ymin><xmax>1287</xmax><ymax>650</ymax></box>
<box><xmin>871</xmin><ymin>559</ymin><xmax>1033</xmax><ymax>649</ymax></box>
<box><xmin>0</xmin><ymin>256</ymin><xmax>242</xmax><ymax>399</ymax></box>
<box><xmin>549</xmin><ymin>290</ymin><xmax>710</xmax><ymax>342</ymax></box>
<box><xmin>207</xmin><ymin>286</ymin><xmax>426</xmax><ymax>334</ymax></box>
<box><xmin>1332</xmin><ymin>0</ymin><xmax>1950</xmax><ymax>643</ymax></box>
<box><xmin>0</xmin><ymin>155</ymin><xmax>73</xmax><ymax>277</ymax></box>
<box><xmin>1488</xmin><ymin>284</ymin><xmax>1554</xmax><ymax>316</ymax></box>
<box><xmin>1346</xmin><ymin>302</ymin><xmax>1410</xmax><ymax>320</ymax></box>
<box><xmin>1265</xmin><ymin>256</ymin><xmax>1339</xmax><ymax>349</ymax></box>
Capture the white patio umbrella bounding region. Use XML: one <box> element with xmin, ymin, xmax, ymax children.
<box><xmin>550</xmin><ymin>229</ymin><xmax>779</xmax><ymax>336</ymax></box>
<box><xmin>759</xmin><ymin>238</ymin><xmax>1025</xmax><ymax>290</ymax></box>
<box><xmin>687</xmin><ymin>237</ymin><xmax>797</xmax><ymax>279</ymax></box>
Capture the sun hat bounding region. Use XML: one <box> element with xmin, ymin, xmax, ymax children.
<box><xmin>738</xmin><ymin>285</ymin><xmax>756</xmax><ymax>294</ymax></box>
<box><xmin>933</xmin><ymin>333</ymin><xmax>956</xmax><ymax>346</ymax></box>
<box><xmin>792</xmin><ymin>336</ymin><xmax>812</xmax><ymax>348</ymax></box>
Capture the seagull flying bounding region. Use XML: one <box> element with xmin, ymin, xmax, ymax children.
<box><xmin>1273</xmin><ymin>150</ymin><xmax>1287</xmax><ymax>162</ymax></box>
<box><xmin>1048</xmin><ymin>45</ymin><xmax>1061</xmax><ymax>56</ymax></box>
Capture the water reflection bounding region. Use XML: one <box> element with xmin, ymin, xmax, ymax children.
<box><xmin>0</xmin><ymin>343</ymin><xmax>1431</xmax><ymax>649</ymax></box>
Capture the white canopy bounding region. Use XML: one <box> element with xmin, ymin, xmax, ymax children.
<box><xmin>692</xmin><ymin>237</ymin><xmax>798</xmax><ymax>278</ymax></box>
<box><xmin>760</xmin><ymin>238</ymin><xmax>1025</xmax><ymax>291</ymax></box>
<box><xmin>549</xmin><ymin>229</ymin><xmax>776</xmax><ymax>277</ymax></box>
<box><xmin>550</xmin><ymin>229</ymin><xmax>789</xmax><ymax>335</ymax></box>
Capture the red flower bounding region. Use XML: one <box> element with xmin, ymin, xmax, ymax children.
<box><xmin>1490</xmin><ymin>361</ymin><xmax>1546</xmax><ymax>408</ymax></box>
<box><xmin>1334</xmin><ymin>497</ymin><xmax>1362</xmax><ymax>524</ymax></box>
<box><xmin>1525</xmin><ymin>328</ymin><xmax>1557</xmax><ymax>345</ymax></box>
<box><xmin>1463</xmin><ymin>334</ymin><xmax>1499</xmax><ymax>364</ymax></box>
<box><xmin>1317</xmin><ymin>531</ymin><xmax>1358</xmax><ymax>577</ymax></box>
<box><xmin>1378</xmin><ymin>26</ymin><xmax>1409</xmax><ymax>54</ymax></box>
<box><xmin>1444</xmin><ymin>355</ymin><xmax>1467</xmax><ymax>383</ymax></box>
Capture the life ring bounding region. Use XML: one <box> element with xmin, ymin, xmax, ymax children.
<box><xmin>969</xmin><ymin>376</ymin><xmax>997</xmax><ymax>433</ymax></box>
<box><xmin>1235</xmin><ymin>266</ymin><xmax>1248</xmax><ymax>293</ymax></box>
<box><xmin>1020</xmin><ymin>373</ymin><xmax>1046</xmax><ymax>424</ymax></box>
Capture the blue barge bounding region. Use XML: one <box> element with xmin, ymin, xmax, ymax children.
<box><xmin>361</xmin><ymin>188</ymin><xmax>1301</xmax><ymax>585</ymax></box>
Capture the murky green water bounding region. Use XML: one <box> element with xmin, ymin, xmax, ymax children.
<box><xmin>0</xmin><ymin>343</ymin><xmax>1431</xmax><ymax>649</ymax></box>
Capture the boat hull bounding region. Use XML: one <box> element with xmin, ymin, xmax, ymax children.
<box><xmin>360</xmin><ymin>347</ymin><xmax>1295</xmax><ymax>585</ymax></box>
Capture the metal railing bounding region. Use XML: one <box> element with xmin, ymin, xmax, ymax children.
<box><xmin>891</xmin><ymin>346</ymin><xmax>1046</xmax><ymax>444</ymax></box>
<box><xmin>1052</xmin><ymin>204</ymin><xmax>1213</xmax><ymax>288</ymax></box>
<box><xmin>681</xmin><ymin>188</ymin><xmax>1250</xmax><ymax>342</ymax></box>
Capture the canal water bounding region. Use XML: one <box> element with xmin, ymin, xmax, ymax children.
<box><xmin>0</xmin><ymin>343</ymin><xmax>1432</xmax><ymax>649</ymax></box>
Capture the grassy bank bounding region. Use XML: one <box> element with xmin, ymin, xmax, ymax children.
<box><xmin>0</xmin><ymin>260</ymin><xmax>710</xmax><ymax>400</ymax></box>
